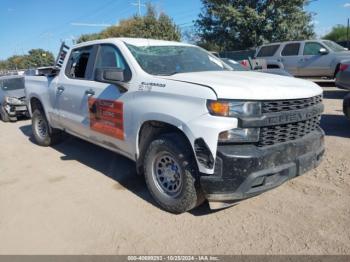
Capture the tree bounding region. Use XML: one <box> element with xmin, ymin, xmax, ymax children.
<box><xmin>26</xmin><ymin>49</ymin><xmax>55</xmax><ymax>68</ymax></box>
<box><xmin>0</xmin><ymin>49</ymin><xmax>54</xmax><ymax>70</ymax></box>
<box><xmin>77</xmin><ymin>4</ymin><xmax>181</xmax><ymax>44</ymax></box>
<box><xmin>324</xmin><ymin>25</ymin><xmax>349</xmax><ymax>42</ymax></box>
<box><xmin>195</xmin><ymin>0</ymin><xmax>316</xmax><ymax>51</ymax></box>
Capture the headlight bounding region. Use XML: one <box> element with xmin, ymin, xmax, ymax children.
<box><xmin>219</xmin><ymin>128</ymin><xmax>260</xmax><ymax>143</ymax></box>
<box><xmin>5</xmin><ymin>96</ymin><xmax>22</xmax><ymax>105</ymax></box>
<box><xmin>207</xmin><ymin>100</ymin><xmax>261</xmax><ymax>143</ymax></box>
<box><xmin>207</xmin><ymin>100</ymin><xmax>261</xmax><ymax>117</ymax></box>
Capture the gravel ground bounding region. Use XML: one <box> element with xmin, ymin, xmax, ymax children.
<box><xmin>0</xmin><ymin>85</ymin><xmax>349</xmax><ymax>255</ymax></box>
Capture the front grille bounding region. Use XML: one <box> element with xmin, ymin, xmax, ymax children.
<box><xmin>258</xmin><ymin>116</ymin><xmax>320</xmax><ymax>147</ymax></box>
<box><xmin>262</xmin><ymin>95</ymin><xmax>322</xmax><ymax>113</ymax></box>
<box><xmin>258</xmin><ymin>95</ymin><xmax>322</xmax><ymax>147</ymax></box>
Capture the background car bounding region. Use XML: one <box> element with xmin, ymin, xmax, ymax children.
<box><xmin>0</xmin><ymin>76</ymin><xmax>28</xmax><ymax>122</ymax></box>
<box><xmin>221</xmin><ymin>58</ymin><xmax>292</xmax><ymax>76</ymax></box>
<box><xmin>255</xmin><ymin>40</ymin><xmax>350</xmax><ymax>79</ymax></box>
<box><xmin>336</xmin><ymin>61</ymin><xmax>350</xmax><ymax>90</ymax></box>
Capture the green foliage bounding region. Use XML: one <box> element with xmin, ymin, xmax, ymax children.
<box><xmin>77</xmin><ymin>4</ymin><xmax>181</xmax><ymax>44</ymax></box>
<box><xmin>0</xmin><ymin>49</ymin><xmax>55</xmax><ymax>70</ymax></box>
<box><xmin>324</xmin><ymin>25</ymin><xmax>349</xmax><ymax>42</ymax></box>
<box><xmin>196</xmin><ymin>0</ymin><xmax>316</xmax><ymax>51</ymax></box>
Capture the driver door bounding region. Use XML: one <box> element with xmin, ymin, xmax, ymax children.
<box><xmin>83</xmin><ymin>44</ymin><xmax>131</xmax><ymax>154</ymax></box>
<box><xmin>298</xmin><ymin>42</ymin><xmax>331</xmax><ymax>77</ymax></box>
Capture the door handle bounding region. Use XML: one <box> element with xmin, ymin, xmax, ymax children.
<box><xmin>57</xmin><ymin>86</ymin><xmax>65</xmax><ymax>92</ymax></box>
<box><xmin>85</xmin><ymin>89</ymin><xmax>95</xmax><ymax>96</ymax></box>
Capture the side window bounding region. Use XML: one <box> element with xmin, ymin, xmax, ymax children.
<box><xmin>2</xmin><ymin>78</ymin><xmax>24</xmax><ymax>90</ymax></box>
<box><xmin>95</xmin><ymin>45</ymin><xmax>127</xmax><ymax>70</ymax></box>
<box><xmin>256</xmin><ymin>45</ymin><xmax>280</xmax><ymax>57</ymax></box>
<box><xmin>281</xmin><ymin>43</ymin><xmax>300</xmax><ymax>56</ymax></box>
<box><xmin>303</xmin><ymin>42</ymin><xmax>325</xmax><ymax>56</ymax></box>
<box><xmin>65</xmin><ymin>46</ymin><xmax>93</xmax><ymax>79</ymax></box>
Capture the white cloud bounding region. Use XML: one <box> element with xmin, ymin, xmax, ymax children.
<box><xmin>344</xmin><ymin>3</ymin><xmax>350</xmax><ymax>7</ymax></box>
<box><xmin>311</xmin><ymin>20</ymin><xmax>320</xmax><ymax>25</ymax></box>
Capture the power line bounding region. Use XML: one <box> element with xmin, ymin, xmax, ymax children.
<box><xmin>131</xmin><ymin>0</ymin><xmax>146</xmax><ymax>16</ymax></box>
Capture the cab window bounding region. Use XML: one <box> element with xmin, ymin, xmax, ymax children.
<box><xmin>95</xmin><ymin>45</ymin><xmax>128</xmax><ymax>70</ymax></box>
<box><xmin>303</xmin><ymin>42</ymin><xmax>326</xmax><ymax>56</ymax></box>
<box><xmin>65</xmin><ymin>46</ymin><xmax>94</xmax><ymax>79</ymax></box>
<box><xmin>281</xmin><ymin>43</ymin><xmax>300</xmax><ymax>56</ymax></box>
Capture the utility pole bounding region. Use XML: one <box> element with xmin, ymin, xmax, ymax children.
<box><xmin>132</xmin><ymin>0</ymin><xmax>145</xmax><ymax>16</ymax></box>
<box><xmin>347</xmin><ymin>18</ymin><xmax>349</xmax><ymax>49</ymax></box>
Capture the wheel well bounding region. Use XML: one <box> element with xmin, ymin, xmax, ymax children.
<box><xmin>136</xmin><ymin>121</ymin><xmax>192</xmax><ymax>174</ymax></box>
<box><xmin>30</xmin><ymin>97</ymin><xmax>44</xmax><ymax>113</ymax></box>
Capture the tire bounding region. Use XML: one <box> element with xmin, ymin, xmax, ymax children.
<box><xmin>32</xmin><ymin>109</ymin><xmax>63</xmax><ymax>146</ymax></box>
<box><xmin>334</xmin><ymin>64</ymin><xmax>340</xmax><ymax>79</ymax></box>
<box><xmin>143</xmin><ymin>133</ymin><xmax>204</xmax><ymax>214</ymax></box>
<box><xmin>343</xmin><ymin>95</ymin><xmax>350</xmax><ymax>119</ymax></box>
<box><xmin>0</xmin><ymin>106</ymin><xmax>10</xmax><ymax>122</ymax></box>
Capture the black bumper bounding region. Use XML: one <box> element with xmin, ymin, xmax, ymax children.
<box><xmin>200</xmin><ymin>129</ymin><xmax>325</xmax><ymax>202</ymax></box>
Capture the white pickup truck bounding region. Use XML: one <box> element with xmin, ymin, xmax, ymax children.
<box><xmin>25</xmin><ymin>38</ymin><xmax>325</xmax><ymax>213</ymax></box>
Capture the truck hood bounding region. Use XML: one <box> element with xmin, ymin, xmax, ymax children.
<box><xmin>162</xmin><ymin>71</ymin><xmax>322</xmax><ymax>100</ymax></box>
<box><xmin>2</xmin><ymin>89</ymin><xmax>26</xmax><ymax>99</ymax></box>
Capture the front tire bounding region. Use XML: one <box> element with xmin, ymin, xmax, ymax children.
<box><xmin>0</xmin><ymin>106</ymin><xmax>10</xmax><ymax>122</ymax></box>
<box><xmin>32</xmin><ymin>109</ymin><xmax>62</xmax><ymax>146</ymax></box>
<box><xmin>143</xmin><ymin>133</ymin><xmax>204</xmax><ymax>213</ymax></box>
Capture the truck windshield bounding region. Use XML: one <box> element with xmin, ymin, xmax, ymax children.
<box><xmin>126</xmin><ymin>44</ymin><xmax>228</xmax><ymax>76</ymax></box>
<box><xmin>322</xmin><ymin>40</ymin><xmax>347</xmax><ymax>52</ymax></box>
<box><xmin>0</xmin><ymin>77</ymin><xmax>25</xmax><ymax>91</ymax></box>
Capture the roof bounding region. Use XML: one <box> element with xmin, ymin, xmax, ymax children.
<box><xmin>73</xmin><ymin>37</ymin><xmax>193</xmax><ymax>49</ymax></box>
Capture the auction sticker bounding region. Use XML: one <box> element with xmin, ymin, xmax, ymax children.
<box><xmin>88</xmin><ymin>98</ymin><xmax>124</xmax><ymax>140</ymax></box>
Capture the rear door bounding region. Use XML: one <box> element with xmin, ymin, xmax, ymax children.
<box><xmin>298</xmin><ymin>42</ymin><xmax>332</xmax><ymax>77</ymax></box>
<box><xmin>279</xmin><ymin>42</ymin><xmax>301</xmax><ymax>76</ymax></box>
<box><xmin>56</xmin><ymin>45</ymin><xmax>98</xmax><ymax>138</ymax></box>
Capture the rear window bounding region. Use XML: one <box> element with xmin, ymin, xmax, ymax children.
<box><xmin>281</xmin><ymin>43</ymin><xmax>300</xmax><ymax>56</ymax></box>
<box><xmin>256</xmin><ymin>45</ymin><xmax>280</xmax><ymax>57</ymax></box>
<box><xmin>0</xmin><ymin>77</ymin><xmax>25</xmax><ymax>91</ymax></box>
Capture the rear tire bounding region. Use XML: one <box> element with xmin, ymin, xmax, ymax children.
<box><xmin>32</xmin><ymin>109</ymin><xmax>63</xmax><ymax>146</ymax></box>
<box><xmin>0</xmin><ymin>106</ymin><xmax>10</xmax><ymax>122</ymax></box>
<box><xmin>334</xmin><ymin>64</ymin><xmax>340</xmax><ymax>79</ymax></box>
<box><xmin>143</xmin><ymin>133</ymin><xmax>204</xmax><ymax>214</ymax></box>
<box><xmin>343</xmin><ymin>95</ymin><xmax>350</xmax><ymax>119</ymax></box>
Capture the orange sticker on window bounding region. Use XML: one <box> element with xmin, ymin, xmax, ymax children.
<box><xmin>88</xmin><ymin>98</ymin><xmax>124</xmax><ymax>140</ymax></box>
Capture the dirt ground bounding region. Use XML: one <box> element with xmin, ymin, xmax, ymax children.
<box><xmin>0</xmin><ymin>85</ymin><xmax>349</xmax><ymax>255</ymax></box>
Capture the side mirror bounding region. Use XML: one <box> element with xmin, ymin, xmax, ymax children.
<box><xmin>95</xmin><ymin>68</ymin><xmax>131</xmax><ymax>84</ymax></box>
<box><xmin>319</xmin><ymin>48</ymin><xmax>328</xmax><ymax>55</ymax></box>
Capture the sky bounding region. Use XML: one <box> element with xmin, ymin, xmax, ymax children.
<box><xmin>0</xmin><ymin>0</ymin><xmax>349</xmax><ymax>60</ymax></box>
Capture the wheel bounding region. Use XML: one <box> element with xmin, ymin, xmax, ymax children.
<box><xmin>343</xmin><ymin>95</ymin><xmax>350</xmax><ymax>119</ymax></box>
<box><xmin>0</xmin><ymin>106</ymin><xmax>10</xmax><ymax>122</ymax></box>
<box><xmin>143</xmin><ymin>133</ymin><xmax>204</xmax><ymax>213</ymax></box>
<box><xmin>32</xmin><ymin>109</ymin><xmax>63</xmax><ymax>146</ymax></box>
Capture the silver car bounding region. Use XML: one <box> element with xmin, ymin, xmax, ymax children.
<box><xmin>0</xmin><ymin>76</ymin><xmax>28</xmax><ymax>122</ymax></box>
<box><xmin>255</xmin><ymin>40</ymin><xmax>350</xmax><ymax>78</ymax></box>
<box><xmin>336</xmin><ymin>61</ymin><xmax>350</xmax><ymax>89</ymax></box>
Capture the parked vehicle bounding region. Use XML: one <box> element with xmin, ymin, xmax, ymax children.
<box><xmin>336</xmin><ymin>61</ymin><xmax>350</xmax><ymax>90</ymax></box>
<box><xmin>0</xmin><ymin>76</ymin><xmax>28</xmax><ymax>122</ymax></box>
<box><xmin>255</xmin><ymin>40</ymin><xmax>350</xmax><ymax>79</ymax></box>
<box><xmin>343</xmin><ymin>93</ymin><xmax>350</xmax><ymax>119</ymax></box>
<box><xmin>221</xmin><ymin>58</ymin><xmax>292</xmax><ymax>76</ymax></box>
<box><xmin>25</xmin><ymin>38</ymin><xmax>325</xmax><ymax>213</ymax></box>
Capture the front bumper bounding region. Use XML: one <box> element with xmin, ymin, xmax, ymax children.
<box><xmin>200</xmin><ymin>129</ymin><xmax>325</xmax><ymax>204</ymax></box>
<box><xmin>4</xmin><ymin>103</ymin><xmax>28</xmax><ymax>117</ymax></box>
